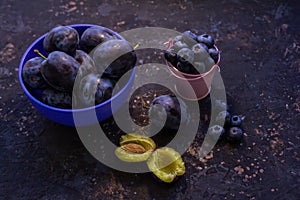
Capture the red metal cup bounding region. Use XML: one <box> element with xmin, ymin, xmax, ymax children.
<box><xmin>167</xmin><ymin>46</ymin><xmax>221</xmax><ymax>101</ymax></box>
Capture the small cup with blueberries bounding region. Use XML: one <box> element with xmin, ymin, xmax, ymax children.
<box><xmin>164</xmin><ymin>30</ymin><xmax>220</xmax><ymax>100</ymax></box>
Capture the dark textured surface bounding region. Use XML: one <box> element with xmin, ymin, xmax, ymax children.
<box><xmin>0</xmin><ymin>0</ymin><xmax>299</xmax><ymax>199</ymax></box>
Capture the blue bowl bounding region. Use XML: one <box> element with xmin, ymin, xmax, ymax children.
<box><xmin>19</xmin><ymin>24</ymin><xmax>135</xmax><ymax>126</ymax></box>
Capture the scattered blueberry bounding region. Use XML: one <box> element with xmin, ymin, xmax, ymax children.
<box><xmin>214</xmin><ymin>100</ymin><xmax>229</xmax><ymax>112</ymax></box>
<box><xmin>208</xmin><ymin>125</ymin><xmax>225</xmax><ymax>137</ymax></box>
<box><xmin>226</xmin><ymin>127</ymin><xmax>243</xmax><ymax>143</ymax></box>
<box><xmin>216</xmin><ymin>110</ymin><xmax>231</xmax><ymax>127</ymax></box>
<box><xmin>230</xmin><ymin>115</ymin><xmax>243</xmax><ymax>127</ymax></box>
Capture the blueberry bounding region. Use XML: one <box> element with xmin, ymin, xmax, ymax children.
<box><xmin>40</xmin><ymin>88</ymin><xmax>72</xmax><ymax>109</ymax></box>
<box><xmin>215</xmin><ymin>111</ymin><xmax>231</xmax><ymax>127</ymax></box>
<box><xmin>164</xmin><ymin>48</ymin><xmax>178</xmax><ymax>67</ymax></box>
<box><xmin>226</xmin><ymin>127</ymin><xmax>243</xmax><ymax>143</ymax></box>
<box><xmin>177</xmin><ymin>48</ymin><xmax>194</xmax><ymax>64</ymax></box>
<box><xmin>197</xmin><ymin>34</ymin><xmax>215</xmax><ymax>48</ymax></box>
<box><xmin>183</xmin><ymin>30</ymin><xmax>197</xmax><ymax>41</ymax></box>
<box><xmin>80</xmin><ymin>26</ymin><xmax>115</xmax><ymax>53</ymax></box>
<box><xmin>176</xmin><ymin>61</ymin><xmax>198</xmax><ymax>74</ymax></box>
<box><xmin>41</xmin><ymin>51</ymin><xmax>80</xmax><ymax>92</ymax></box>
<box><xmin>230</xmin><ymin>115</ymin><xmax>243</xmax><ymax>127</ymax></box>
<box><xmin>22</xmin><ymin>57</ymin><xmax>48</xmax><ymax>89</ymax></box>
<box><xmin>172</xmin><ymin>41</ymin><xmax>188</xmax><ymax>52</ymax></box>
<box><xmin>208</xmin><ymin>48</ymin><xmax>219</xmax><ymax>64</ymax></box>
<box><xmin>204</xmin><ymin>57</ymin><xmax>215</xmax><ymax>71</ymax></box>
<box><xmin>43</xmin><ymin>26</ymin><xmax>79</xmax><ymax>56</ymax></box>
<box><xmin>93</xmin><ymin>39</ymin><xmax>137</xmax><ymax>79</ymax></box>
<box><xmin>207</xmin><ymin>125</ymin><xmax>225</xmax><ymax>137</ymax></box>
<box><xmin>214</xmin><ymin>100</ymin><xmax>229</xmax><ymax>112</ymax></box>
<box><xmin>149</xmin><ymin>95</ymin><xmax>189</xmax><ymax>130</ymax></box>
<box><xmin>193</xmin><ymin>62</ymin><xmax>206</xmax><ymax>74</ymax></box>
<box><xmin>173</xmin><ymin>35</ymin><xmax>184</xmax><ymax>42</ymax></box>
<box><xmin>192</xmin><ymin>43</ymin><xmax>209</xmax><ymax>61</ymax></box>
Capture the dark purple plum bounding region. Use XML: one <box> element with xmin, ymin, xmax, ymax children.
<box><xmin>43</xmin><ymin>26</ymin><xmax>79</xmax><ymax>56</ymax></box>
<box><xmin>197</xmin><ymin>34</ymin><xmax>215</xmax><ymax>48</ymax></box>
<box><xmin>74</xmin><ymin>50</ymin><xmax>97</xmax><ymax>80</ymax></box>
<box><xmin>40</xmin><ymin>88</ymin><xmax>72</xmax><ymax>108</ymax></box>
<box><xmin>92</xmin><ymin>39</ymin><xmax>137</xmax><ymax>79</ymax></box>
<box><xmin>79</xmin><ymin>26</ymin><xmax>115</xmax><ymax>53</ymax></box>
<box><xmin>41</xmin><ymin>51</ymin><xmax>80</xmax><ymax>92</ymax></box>
<box><xmin>22</xmin><ymin>57</ymin><xmax>47</xmax><ymax>89</ymax></box>
<box><xmin>76</xmin><ymin>73</ymin><xmax>115</xmax><ymax>106</ymax></box>
<box><xmin>149</xmin><ymin>95</ymin><xmax>189</xmax><ymax>130</ymax></box>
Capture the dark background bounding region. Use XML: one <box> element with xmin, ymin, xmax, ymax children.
<box><xmin>0</xmin><ymin>0</ymin><xmax>299</xmax><ymax>199</ymax></box>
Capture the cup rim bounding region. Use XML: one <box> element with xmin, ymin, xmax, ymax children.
<box><xmin>167</xmin><ymin>45</ymin><xmax>221</xmax><ymax>80</ymax></box>
<box><xmin>19</xmin><ymin>24</ymin><xmax>135</xmax><ymax>113</ymax></box>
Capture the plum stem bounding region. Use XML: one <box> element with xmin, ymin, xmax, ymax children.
<box><xmin>134</xmin><ymin>43</ymin><xmax>140</xmax><ymax>50</ymax></box>
<box><xmin>34</xmin><ymin>49</ymin><xmax>48</xmax><ymax>60</ymax></box>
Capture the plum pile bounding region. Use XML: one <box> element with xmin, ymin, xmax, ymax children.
<box><xmin>22</xmin><ymin>25</ymin><xmax>137</xmax><ymax>108</ymax></box>
<box><xmin>164</xmin><ymin>30</ymin><xmax>220</xmax><ymax>74</ymax></box>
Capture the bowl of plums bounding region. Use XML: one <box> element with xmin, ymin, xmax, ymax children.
<box><xmin>164</xmin><ymin>30</ymin><xmax>220</xmax><ymax>100</ymax></box>
<box><xmin>19</xmin><ymin>24</ymin><xmax>137</xmax><ymax>126</ymax></box>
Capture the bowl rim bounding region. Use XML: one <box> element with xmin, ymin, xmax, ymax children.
<box><xmin>19</xmin><ymin>23</ymin><xmax>135</xmax><ymax>113</ymax></box>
